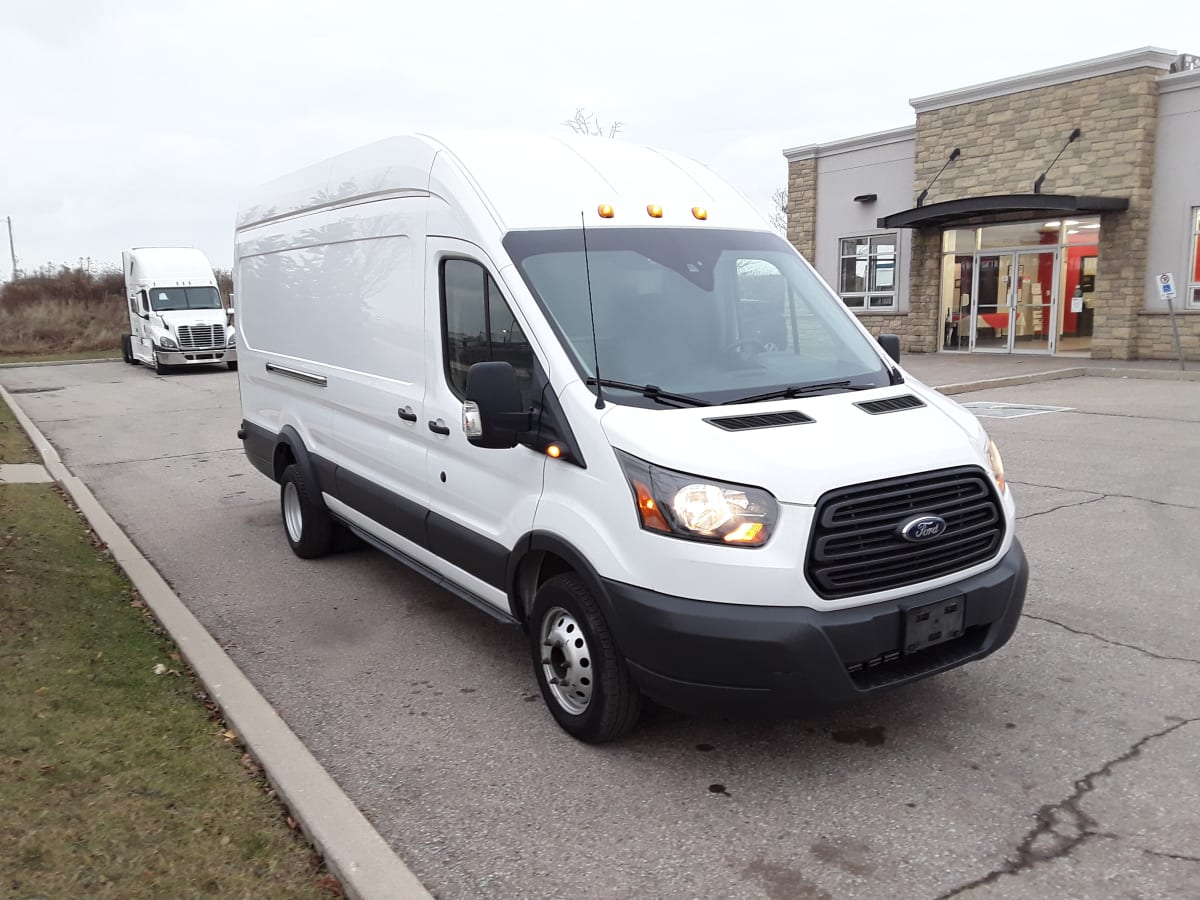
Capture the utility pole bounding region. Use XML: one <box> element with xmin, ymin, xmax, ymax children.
<box><xmin>4</xmin><ymin>216</ymin><xmax>15</xmax><ymax>281</ymax></box>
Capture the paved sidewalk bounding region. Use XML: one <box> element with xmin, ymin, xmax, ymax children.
<box><xmin>0</xmin><ymin>463</ymin><xmax>53</xmax><ymax>483</ymax></box>
<box><xmin>902</xmin><ymin>352</ymin><xmax>1187</xmax><ymax>388</ymax></box>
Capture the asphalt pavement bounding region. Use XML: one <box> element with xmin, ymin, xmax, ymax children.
<box><xmin>3</xmin><ymin>360</ymin><xmax>1197</xmax><ymax>899</ymax></box>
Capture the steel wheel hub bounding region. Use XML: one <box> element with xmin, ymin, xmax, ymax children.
<box><xmin>283</xmin><ymin>481</ymin><xmax>303</xmax><ymax>543</ymax></box>
<box><xmin>539</xmin><ymin>606</ymin><xmax>593</xmax><ymax>715</ymax></box>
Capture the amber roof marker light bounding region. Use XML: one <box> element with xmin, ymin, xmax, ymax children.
<box><xmin>647</xmin><ymin>204</ymin><xmax>663</xmax><ymax>218</ymax></box>
<box><xmin>692</xmin><ymin>206</ymin><xmax>708</xmax><ymax>220</ymax></box>
<box><xmin>597</xmin><ymin>204</ymin><xmax>615</xmax><ymax>218</ymax></box>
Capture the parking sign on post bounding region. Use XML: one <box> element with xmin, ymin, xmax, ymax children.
<box><xmin>1159</xmin><ymin>273</ymin><xmax>1185</xmax><ymax>371</ymax></box>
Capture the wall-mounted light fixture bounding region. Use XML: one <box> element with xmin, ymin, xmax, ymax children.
<box><xmin>853</xmin><ymin>194</ymin><xmax>878</xmax><ymax>204</ymax></box>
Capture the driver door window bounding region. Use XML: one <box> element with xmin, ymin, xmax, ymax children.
<box><xmin>441</xmin><ymin>258</ymin><xmax>535</xmax><ymax>406</ymax></box>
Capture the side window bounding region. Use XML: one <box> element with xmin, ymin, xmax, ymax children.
<box><xmin>442</xmin><ymin>258</ymin><xmax>535</xmax><ymax>406</ymax></box>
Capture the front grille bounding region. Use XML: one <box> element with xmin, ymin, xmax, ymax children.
<box><xmin>705</xmin><ymin>410</ymin><xmax>814</xmax><ymax>431</ymax></box>
<box><xmin>176</xmin><ymin>324</ymin><xmax>225</xmax><ymax>350</ymax></box>
<box><xmin>806</xmin><ymin>466</ymin><xmax>1004</xmax><ymax>599</ymax></box>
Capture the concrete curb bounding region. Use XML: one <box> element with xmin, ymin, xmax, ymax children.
<box><xmin>1084</xmin><ymin>366</ymin><xmax>1200</xmax><ymax>382</ymax></box>
<box><xmin>0</xmin><ymin>357</ymin><xmax>121</xmax><ymax>368</ymax></box>
<box><xmin>932</xmin><ymin>367</ymin><xmax>1088</xmax><ymax>395</ymax></box>
<box><xmin>0</xmin><ymin>384</ymin><xmax>431</xmax><ymax>900</ymax></box>
<box><xmin>930</xmin><ymin>364</ymin><xmax>1198</xmax><ymax>395</ymax></box>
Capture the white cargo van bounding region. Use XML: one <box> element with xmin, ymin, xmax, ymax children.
<box><xmin>234</xmin><ymin>132</ymin><xmax>1027</xmax><ymax>742</ymax></box>
<box><xmin>121</xmin><ymin>247</ymin><xmax>237</xmax><ymax>373</ymax></box>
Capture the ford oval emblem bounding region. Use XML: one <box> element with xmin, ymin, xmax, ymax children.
<box><xmin>899</xmin><ymin>514</ymin><xmax>948</xmax><ymax>542</ymax></box>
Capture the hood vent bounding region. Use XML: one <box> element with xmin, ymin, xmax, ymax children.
<box><xmin>705</xmin><ymin>410</ymin><xmax>814</xmax><ymax>431</ymax></box>
<box><xmin>855</xmin><ymin>394</ymin><xmax>926</xmax><ymax>415</ymax></box>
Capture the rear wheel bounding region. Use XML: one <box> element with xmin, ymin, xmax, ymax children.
<box><xmin>279</xmin><ymin>463</ymin><xmax>334</xmax><ymax>558</ymax></box>
<box><xmin>530</xmin><ymin>574</ymin><xmax>642</xmax><ymax>743</ymax></box>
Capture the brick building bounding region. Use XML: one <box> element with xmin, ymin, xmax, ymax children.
<box><xmin>784</xmin><ymin>47</ymin><xmax>1200</xmax><ymax>361</ymax></box>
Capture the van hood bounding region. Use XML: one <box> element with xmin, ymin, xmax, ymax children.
<box><xmin>599</xmin><ymin>386</ymin><xmax>985</xmax><ymax>505</ymax></box>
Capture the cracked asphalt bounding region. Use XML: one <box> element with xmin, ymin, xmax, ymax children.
<box><xmin>3</xmin><ymin>362</ymin><xmax>1198</xmax><ymax>899</ymax></box>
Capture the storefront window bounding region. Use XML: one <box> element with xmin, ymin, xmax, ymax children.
<box><xmin>838</xmin><ymin>234</ymin><xmax>897</xmax><ymax>310</ymax></box>
<box><xmin>938</xmin><ymin>218</ymin><xmax>1101</xmax><ymax>353</ymax></box>
<box><xmin>978</xmin><ymin>220</ymin><xmax>1059</xmax><ymax>249</ymax></box>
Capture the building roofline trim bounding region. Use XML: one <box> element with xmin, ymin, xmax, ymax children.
<box><xmin>910</xmin><ymin>47</ymin><xmax>1178</xmax><ymax>113</ymax></box>
<box><xmin>1159</xmin><ymin>66</ymin><xmax>1200</xmax><ymax>94</ymax></box>
<box><xmin>783</xmin><ymin>125</ymin><xmax>915</xmax><ymax>161</ymax></box>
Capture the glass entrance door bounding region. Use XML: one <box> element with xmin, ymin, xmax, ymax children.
<box><xmin>1013</xmin><ymin>250</ymin><xmax>1056</xmax><ymax>354</ymax></box>
<box><xmin>968</xmin><ymin>250</ymin><xmax>1057</xmax><ymax>353</ymax></box>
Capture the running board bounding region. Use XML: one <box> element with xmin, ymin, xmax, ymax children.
<box><xmin>341</xmin><ymin>522</ymin><xmax>520</xmax><ymax>626</ymax></box>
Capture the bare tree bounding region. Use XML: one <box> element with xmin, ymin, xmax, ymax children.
<box><xmin>769</xmin><ymin>187</ymin><xmax>788</xmax><ymax>234</ymax></box>
<box><xmin>563</xmin><ymin>108</ymin><xmax>623</xmax><ymax>139</ymax></box>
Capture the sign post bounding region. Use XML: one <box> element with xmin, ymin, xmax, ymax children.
<box><xmin>1158</xmin><ymin>274</ymin><xmax>1185</xmax><ymax>372</ymax></box>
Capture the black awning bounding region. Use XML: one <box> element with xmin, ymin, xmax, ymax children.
<box><xmin>877</xmin><ymin>194</ymin><xmax>1129</xmax><ymax>229</ymax></box>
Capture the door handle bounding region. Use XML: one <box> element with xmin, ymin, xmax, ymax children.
<box><xmin>397</xmin><ymin>407</ymin><xmax>417</xmax><ymax>422</ymax></box>
<box><xmin>428</xmin><ymin>419</ymin><xmax>451</xmax><ymax>436</ymax></box>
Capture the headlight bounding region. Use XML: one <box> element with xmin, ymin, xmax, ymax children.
<box><xmin>227</xmin><ymin>331</ymin><xmax>237</xmax><ymax>347</ymax></box>
<box><xmin>985</xmin><ymin>437</ymin><xmax>1006</xmax><ymax>494</ymax></box>
<box><xmin>158</xmin><ymin>336</ymin><xmax>178</xmax><ymax>350</ymax></box>
<box><xmin>616</xmin><ymin>450</ymin><xmax>778</xmax><ymax>546</ymax></box>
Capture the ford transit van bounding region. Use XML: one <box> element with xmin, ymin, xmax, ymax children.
<box><xmin>234</xmin><ymin>132</ymin><xmax>1027</xmax><ymax>742</ymax></box>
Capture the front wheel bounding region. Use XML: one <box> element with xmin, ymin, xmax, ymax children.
<box><xmin>279</xmin><ymin>464</ymin><xmax>334</xmax><ymax>558</ymax></box>
<box><xmin>154</xmin><ymin>353</ymin><xmax>170</xmax><ymax>375</ymax></box>
<box><xmin>121</xmin><ymin>334</ymin><xmax>133</xmax><ymax>364</ymax></box>
<box><xmin>530</xmin><ymin>574</ymin><xmax>642</xmax><ymax>743</ymax></box>
<box><xmin>226</xmin><ymin>361</ymin><xmax>238</xmax><ymax>371</ymax></box>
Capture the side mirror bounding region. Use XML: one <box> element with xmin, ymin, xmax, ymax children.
<box><xmin>878</xmin><ymin>333</ymin><xmax>901</xmax><ymax>363</ymax></box>
<box><xmin>464</xmin><ymin>361</ymin><xmax>530</xmax><ymax>449</ymax></box>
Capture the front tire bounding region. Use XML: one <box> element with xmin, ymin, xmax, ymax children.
<box><xmin>121</xmin><ymin>334</ymin><xmax>133</xmax><ymax>364</ymax></box>
<box><xmin>226</xmin><ymin>361</ymin><xmax>238</xmax><ymax>371</ymax></box>
<box><xmin>154</xmin><ymin>353</ymin><xmax>170</xmax><ymax>375</ymax></box>
<box><xmin>530</xmin><ymin>574</ymin><xmax>642</xmax><ymax>743</ymax></box>
<box><xmin>279</xmin><ymin>463</ymin><xmax>334</xmax><ymax>558</ymax></box>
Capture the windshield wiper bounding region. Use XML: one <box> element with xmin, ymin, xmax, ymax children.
<box><xmin>724</xmin><ymin>380</ymin><xmax>876</xmax><ymax>405</ymax></box>
<box><xmin>586</xmin><ymin>378</ymin><xmax>711</xmax><ymax>408</ymax></box>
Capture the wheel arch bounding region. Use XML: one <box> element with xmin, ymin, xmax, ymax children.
<box><xmin>507</xmin><ymin>532</ymin><xmax>612</xmax><ymax>631</ymax></box>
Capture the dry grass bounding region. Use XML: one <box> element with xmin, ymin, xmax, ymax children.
<box><xmin>0</xmin><ymin>266</ymin><xmax>232</xmax><ymax>360</ymax></box>
<box><xmin>0</xmin><ymin>297</ymin><xmax>126</xmax><ymax>356</ymax></box>
<box><xmin>0</xmin><ymin>481</ymin><xmax>341</xmax><ymax>898</ymax></box>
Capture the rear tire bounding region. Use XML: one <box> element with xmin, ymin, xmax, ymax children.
<box><xmin>226</xmin><ymin>361</ymin><xmax>238</xmax><ymax>371</ymax></box>
<box><xmin>279</xmin><ymin>463</ymin><xmax>334</xmax><ymax>558</ymax></box>
<box><xmin>530</xmin><ymin>574</ymin><xmax>642</xmax><ymax>743</ymax></box>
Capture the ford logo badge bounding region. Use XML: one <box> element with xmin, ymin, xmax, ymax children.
<box><xmin>899</xmin><ymin>514</ymin><xmax>948</xmax><ymax>542</ymax></box>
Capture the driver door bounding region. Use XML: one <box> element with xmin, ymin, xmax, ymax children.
<box><xmin>422</xmin><ymin>239</ymin><xmax>546</xmax><ymax>614</ymax></box>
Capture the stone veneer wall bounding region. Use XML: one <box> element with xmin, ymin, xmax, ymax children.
<box><xmin>786</xmin><ymin>157</ymin><xmax>817</xmax><ymax>262</ymax></box>
<box><xmin>1136</xmin><ymin>311</ymin><xmax>1200</xmax><ymax>361</ymax></box>
<box><xmin>905</xmin><ymin>67</ymin><xmax>1162</xmax><ymax>356</ymax></box>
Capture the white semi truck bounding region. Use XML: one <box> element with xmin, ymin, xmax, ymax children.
<box><xmin>120</xmin><ymin>247</ymin><xmax>237</xmax><ymax>373</ymax></box>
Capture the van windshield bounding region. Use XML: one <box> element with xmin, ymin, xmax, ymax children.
<box><xmin>149</xmin><ymin>286</ymin><xmax>222</xmax><ymax>311</ymax></box>
<box><xmin>503</xmin><ymin>228</ymin><xmax>890</xmax><ymax>407</ymax></box>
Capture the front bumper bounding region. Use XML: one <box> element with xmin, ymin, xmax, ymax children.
<box><xmin>598</xmin><ymin>540</ymin><xmax>1028</xmax><ymax>711</ymax></box>
<box><xmin>156</xmin><ymin>346</ymin><xmax>236</xmax><ymax>365</ymax></box>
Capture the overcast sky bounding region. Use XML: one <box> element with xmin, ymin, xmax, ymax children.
<box><xmin>2</xmin><ymin>0</ymin><xmax>1196</xmax><ymax>277</ymax></box>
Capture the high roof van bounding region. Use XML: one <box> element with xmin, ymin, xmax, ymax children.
<box><xmin>234</xmin><ymin>132</ymin><xmax>1027</xmax><ymax>742</ymax></box>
